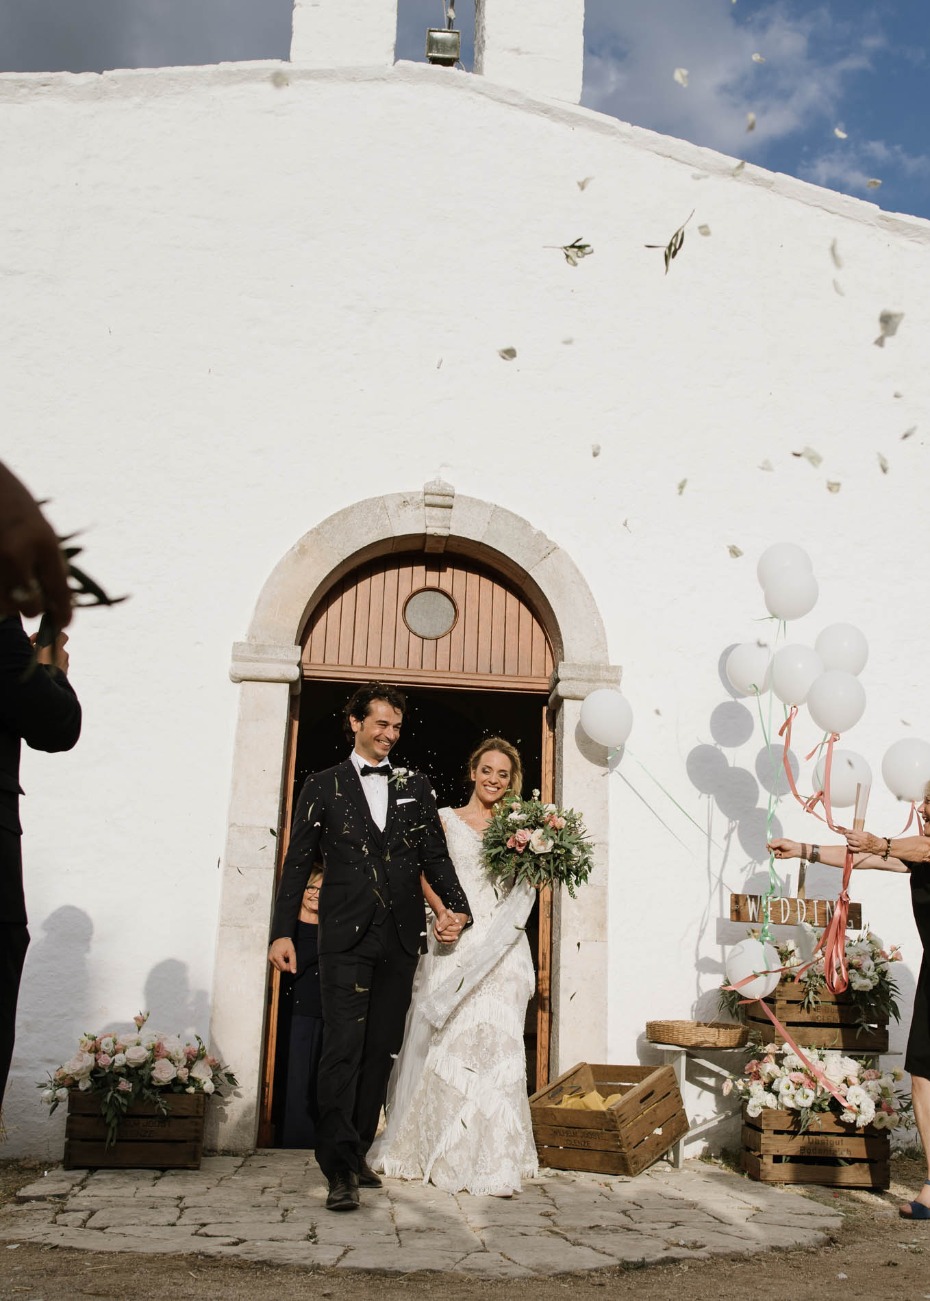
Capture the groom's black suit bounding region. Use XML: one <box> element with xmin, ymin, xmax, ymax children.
<box><xmin>271</xmin><ymin>757</ymin><xmax>470</xmax><ymax>1179</ymax></box>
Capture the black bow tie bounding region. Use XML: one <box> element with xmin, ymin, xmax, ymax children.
<box><xmin>359</xmin><ymin>764</ymin><xmax>392</xmax><ymax>778</ymax></box>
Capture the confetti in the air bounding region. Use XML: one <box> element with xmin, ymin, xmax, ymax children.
<box><xmin>592</xmin><ymin>444</ymin><xmax>601</xmax><ymax>457</ymax></box>
<box><xmin>552</xmin><ymin>237</ymin><xmax>594</xmax><ymax>266</ymax></box>
<box><xmin>577</xmin><ymin>176</ymin><xmax>594</xmax><ymax>191</ymax></box>
<box><xmin>746</xmin><ymin>112</ymin><xmax>757</xmax><ymax>132</ymax></box>
<box><xmin>834</xmin><ymin>126</ymin><xmax>848</xmax><ymax>140</ymax></box>
<box><xmin>830</xmin><ymin>239</ymin><xmax>843</xmax><ymax>269</ymax></box>
<box><xmin>751</xmin><ymin>52</ymin><xmax>765</xmax><ymax>63</ymax></box>
<box><xmin>878</xmin><ymin>453</ymin><xmax>889</xmax><ymax>475</ymax></box>
<box><xmin>498</xmin><ymin>347</ymin><xmax>517</xmax><ymax>361</ymax></box>
<box><xmin>826</xmin><ymin>481</ymin><xmax>841</xmax><ymax>494</ymax></box>
<box><xmin>791</xmin><ymin>446</ymin><xmax>823</xmax><ymax>468</ymax></box>
<box><xmin>697</xmin><ymin>224</ymin><xmax>711</xmax><ymax>236</ymax></box>
<box><xmin>901</xmin><ymin>427</ymin><xmax>917</xmax><ymax>440</ymax></box>
<box><xmin>832</xmin><ymin>279</ymin><xmax>845</xmax><ymax>296</ymax></box>
<box><xmin>732</xmin><ymin>160</ymin><xmax>746</xmax><ymax>176</ymax></box>
<box><xmin>759</xmin><ymin>460</ymin><xmax>774</xmax><ymax>472</ymax></box>
<box><xmin>874</xmin><ymin>311</ymin><xmax>904</xmax><ymax>347</ymax></box>
<box><xmin>677</xmin><ymin>479</ymin><xmax>688</xmax><ymax>496</ymax></box>
<box><xmin>866</xmin><ymin>178</ymin><xmax>882</xmax><ymax>189</ymax></box>
<box><xmin>674</xmin><ymin>67</ymin><xmax>689</xmax><ymax>87</ymax></box>
<box><xmin>728</xmin><ymin>545</ymin><xmax>744</xmax><ymax>559</ymax></box>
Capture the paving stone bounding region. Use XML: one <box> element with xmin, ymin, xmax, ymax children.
<box><xmin>233</xmin><ymin>1242</ymin><xmax>347</xmax><ymax>1268</ymax></box>
<box><xmin>337</xmin><ymin>1245</ymin><xmax>467</xmax><ymax>1271</ymax></box>
<box><xmin>492</xmin><ymin>1236</ymin><xmax>616</xmax><ymax>1273</ymax></box>
<box><xmin>559</xmin><ymin>1229</ymin><xmax>673</xmax><ymax>1262</ymax></box>
<box><xmin>177</xmin><ymin>1206</ymin><xmax>285</xmax><ymax>1226</ymax></box>
<box><xmin>15</xmin><ymin>1174</ymin><xmax>85</xmax><ymax>1200</ymax></box>
<box><xmin>195</xmin><ymin>1221</ymin><xmax>317</xmax><ymax>1242</ymax></box>
<box><xmin>453</xmin><ymin>1250</ymin><xmax>536</xmax><ymax>1277</ymax></box>
<box><xmin>53</xmin><ymin>1211</ymin><xmax>92</xmax><ymax>1227</ymax></box>
<box><xmin>100</xmin><ymin>1224</ymin><xmax>205</xmax><ymax>1243</ymax></box>
<box><xmin>397</xmin><ymin>1226</ymin><xmax>485</xmax><ymax>1253</ymax></box>
<box><xmin>86</xmin><ymin>1206</ymin><xmax>181</xmax><ymax>1229</ymax></box>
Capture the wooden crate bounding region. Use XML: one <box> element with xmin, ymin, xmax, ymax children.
<box><xmin>528</xmin><ymin>1062</ymin><xmax>688</xmax><ymax>1177</ymax></box>
<box><xmin>744</xmin><ymin>982</ymin><xmax>888</xmax><ymax>1053</ymax></box>
<box><xmin>63</xmin><ymin>1092</ymin><xmax>205</xmax><ymax>1170</ymax></box>
<box><xmin>741</xmin><ymin>1107</ymin><xmax>890</xmax><ymax>1189</ymax></box>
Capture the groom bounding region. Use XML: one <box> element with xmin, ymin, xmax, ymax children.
<box><xmin>268</xmin><ymin>682</ymin><xmax>471</xmax><ymax>1210</ymax></box>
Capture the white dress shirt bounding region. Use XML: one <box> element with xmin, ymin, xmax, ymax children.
<box><xmin>350</xmin><ymin>750</ymin><xmax>391</xmax><ymax>831</ymax></box>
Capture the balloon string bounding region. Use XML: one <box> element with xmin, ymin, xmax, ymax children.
<box><xmin>619</xmin><ymin>749</ymin><xmax>726</xmax><ymax>848</ymax></box>
<box><xmin>754</xmin><ymin>686</ymin><xmax>782</xmax><ymax>943</ymax></box>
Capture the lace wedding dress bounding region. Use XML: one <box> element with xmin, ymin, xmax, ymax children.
<box><xmin>370</xmin><ymin>809</ymin><xmax>538</xmax><ymax>1196</ymax></box>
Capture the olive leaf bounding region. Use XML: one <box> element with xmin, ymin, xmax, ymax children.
<box><xmin>645</xmin><ymin>210</ymin><xmax>694</xmax><ymax>274</ymax></box>
<box><xmin>548</xmin><ymin>237</ymin><xmax>594</xmax><ymax>267</ymax></box>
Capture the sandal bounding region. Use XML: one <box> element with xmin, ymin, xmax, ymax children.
<box><xmin>899</xmin><ymin>1180</ymin><xmax>930</xmax><ymax>1220</ymax></box>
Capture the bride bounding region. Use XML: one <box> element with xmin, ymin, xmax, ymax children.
<box><xmin>370</xmin><ymin>737</ymin><xmax>538</xmax><ymax>1197</ymax></box>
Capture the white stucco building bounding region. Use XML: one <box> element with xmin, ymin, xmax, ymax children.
<box><xmin>4</xmin><ymin>0</ymin><xmax>929</xmax><ymax>1158</ymax></box>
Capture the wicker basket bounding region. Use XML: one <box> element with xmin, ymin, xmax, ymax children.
<box><xmin>645</xmin><ymin>1019</ymin><xmax>748</xmax><ymax>1050</ymax></box>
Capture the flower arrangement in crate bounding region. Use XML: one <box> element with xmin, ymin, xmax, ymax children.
<box><xmin>720</xmin><ymin>926</ymin><xmax>902</xmax><ymax>1033</ymax></box>
<box><xmin>725</xmin><ymin>1044</ymin><xmax>911</xmax><ymax>1133</ymax></box>
<box><xmin>40</xmin><ymin>1012</ymin><xmax>237</xmax><ymax>1146</ymax></box>
<box><xmin>481</xmin><ymin>790</ymin><xmax>594</xmax><ymax>897</ymax></box>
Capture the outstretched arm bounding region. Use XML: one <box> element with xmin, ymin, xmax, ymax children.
<box><xmin>268</xmin><ymin>775</ymin><xmax>325</xmax><ymax>968</ymax></box>
<box><xmin>768</xmin><ymin>838</ymin><xmax>910</xmax><ymax>874</ymax></box>
<box><xmin>842</xmin><ymin>828</ymin><xmax>930</xmax><ymax>864</ymax></box>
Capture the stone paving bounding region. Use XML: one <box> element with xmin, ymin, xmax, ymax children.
<box><xmin>0</xmin><ymin>1152</ymin><xmax>844</xmax><ymax>1276</ymax></box>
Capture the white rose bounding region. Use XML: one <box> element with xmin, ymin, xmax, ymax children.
<box><xmin>746</xmin><ymin>1100</ymin><xmax>762</xmax><ymax>1118</ymax></box>
<box><xmin>112</xmin><ymin>1053</ymin><xmax>127</xmax><ymax>1070</ymax></box>
<box><xmin>64</xmin><ymin>1051</ymin><xmax>96</xmax><ymax>1081</ymax></box>
<box><xmin>124</xmin><ymin>1046</ymin><xmax>149</xmax><ymax>1068</ymax></box>
<box><xmin>78</xmin><ymin>1077</ymin><xmax>92</xmax><ymax>1091</ymax></box>
<box><xmin>190</xmin><ymin>1057</ymin><xmax>213</xmax><ymax>1083</ymax></box>
<box><xmin>151</xmin><ymin>1058</ymin><xmax>177</xmax><ymax>1086</ymax></box>
<box><xmin>794</xmin><ymin>1087</ymin><xmax>815</xmax><ymax>1108</ymax></box>
<box><xmin>201</xmin><ymin>1079</ymin><xmax>215</xmax><ymax>1095</ymax></box>
<box><xmin>41</xmin><ymin>1088</ymin><xmax>56</xmax><ymax>1104</ymax></box>
<box><xmin>529</xmin><ymin>828</ymin><xmax>553</xmax><ymax>854</ymax></box>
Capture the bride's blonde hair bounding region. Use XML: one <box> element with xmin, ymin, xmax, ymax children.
<box><xmin>467</xmin><ymin>736</ymin><xmax>523</xmax><ymax>799</ymax></box>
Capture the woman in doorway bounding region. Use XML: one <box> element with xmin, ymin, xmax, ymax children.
<box><xmin>280</xmin><ymin>867</ymin><xmax>324</xmax><ymax>1148</ymax></box>
<box><xmin>370</xmin><ymin>737</ymin><xmax>538</xmax><ymax>1197</ymax></box>
<box><xmin>769</xmin><ymin>786</ymin><xmax>930</xmax><ymax>1221</ymax></box>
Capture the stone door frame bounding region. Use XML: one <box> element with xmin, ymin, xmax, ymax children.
<box><xmin>209</xmin><ymin>482</ymin><xmax>619</xmax><ymax>1151</ymax></box>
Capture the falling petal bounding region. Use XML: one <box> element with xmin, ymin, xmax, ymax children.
<box><xmin>436</xmin><ymin>357</ymin><xmax>443</xmax><ymax>369</ymax></box>
<box><xmin>732</xmin><ymin>160</ymin><xmax>746</xmax><ymax>175</ymax></box>
<box><xmin>498</xmin><ymin>347</ymin><xmax>517</xmax><ymax>361</ymax></box>
<box><xmin>562</xmin><ymin>337</ymin><xmax>573</xmax><ymax>344</ymax></box>
<box><xmin>677</xmin><ymin>479</ymin><xmax>687</xmax><ymax>495</ymax></box>
<box><xmin>874</xmin><ymin>310</ymin><xmax>903</xmax><ymax>347</ymax></box>
<box><xmin>790</xmin><ymin>446</ymin><xmax>823</xmax><ymax>467</ymax></box>
<box><xmin>894</xmin><ymin>391</ymin><xmax>903</xmax><ymax>398</ymax></box>
<box><xmin>830</xmin><ymin>239</ymin><xmax>843</xmax><ymax>269</ymax></box>
<box><xmin>866</xmin><ymin>178</ymin><xmax>882</xmax><ymax>189</ymax></box>
<box><xmin>826</xmin><ymin>481</ymin><xmax>841</xmax><ymax>494</ymax></box>
<box><xmin>901</xmin><ymin>427</ymin><xmax>917</xmax><ymax>440</ymax></box>
<box><xmin>751</xmin><ymin>52</ymin><xmax>765</xmax><ymax>63</ymax></box>
<box><xmin>878</xmin><ymin>453</ymin><xmax>889</xmax><ymax>475</ymax></box>
<box><xmin>591</xmin><ymin>444</ymin><xmax>601</xmax><ymax>457</ymax></box>
<box><xmin>759</xmin><ymin>459</ymin><xmax>774</xmax><ymax>472</ymax></box>
<box><xmin>674</xmin><ymin>67</ymin><xmax>689</xmax><ymax>87</ymax></box>
<box><xmin>746</xmin><ymin>112</ymin><xmax>757</xmax><ymax>132</ymax></box>
<box><xmin>691</xmin><ymin>172</ymin><xmax>709</xmax><ymax>180</ymax></box>
<box><xmin>270</xmin><ymin>70</ymin><xmax>289</xmax><ymax>88</ymax></box>
<box><xmin>697</xmin><ymin>224</ymin><xmax>711</xmax><ymax>236</ymax></box>
<box><xmin>834</xmin><ymin>126</ymin><xmax>848</xmax><ymax>140</ymax></box>
<box><xmin>728</xmin><ymin>545</ymin><xmax>744</xmax><ymax>558</ymax></box>
<box><xmin>833</xmin><ymin>279</ymin><xmax>845</xmax><ymax>296</ymax></box>
<box><xmin>577</xmin><ymin>176</ymin><xmax>594</xmax><ymax>190</ymax></box>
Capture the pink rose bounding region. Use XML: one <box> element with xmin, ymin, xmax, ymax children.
<box><xmin>117</xmin><ymin>1079</ymin><xmax>132</xmax><ymax>1093</ymax></box>
<box><xmin>513</xmin><ymin>828</ymin><xmax>532</xmax><ymax>851</ymax></box>
<box><xmin>177</xmin><ymin>1067</ymin><xmax>189</xmax><ymax>1083</ymax></box>
<box><xmin>133</xmin><ymin>1012</ymin><xmax>149</xmax><ymax>1029</ymax></box>
<box><xmin>185</xmin><ymin>1045</ymin><xmax>198</xmax><ymax>1062</ymax></box>
<box><xmin>96</xmin><ymin>1053</ymin><xmax>113</xmax><ymax>1069</ymax></box>
<box><xmin>151</xmin><ymin>1058</ymin><xmax>178</xmax><ymax>1086</ymax></box>
<box><xmin>153</xmin><ymin>1041</ymin><xmax>169</xmax><ymax>1060</ymax></box>
<box><xmin>546</xmin><ymin>814</ymin><xmax>565</xmax><ymax>830</ymax></box>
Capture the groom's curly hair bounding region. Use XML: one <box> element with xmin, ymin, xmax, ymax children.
<box><xmin>343</xmin><ymin>681</ymin><xmax>407</xmax><ymax>740</ymax></box>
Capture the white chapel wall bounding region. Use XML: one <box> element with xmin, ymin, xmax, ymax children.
<box><xmin>1</xmin><ymin>50</ymin><xmax>928</xmax><ymax>1154</ymax></box>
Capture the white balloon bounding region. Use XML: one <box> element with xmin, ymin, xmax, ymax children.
<box><xmin>725</xmin><ymin>643</ymin><xmax>771</xmax><ymax>697</ymax></box>
<box><xmin>725</xmin><ymin>939</ymin><xmax>781</xmax><ymax>1001</ymax></box>
<box><xmin>756</xmin><ymin>542</ymin><xmax>813</xmax><ymax>590</ymax></box>
<box><xmin>770</xmin><ymin>644</ymin><xmax>823</xmax><ymax>705</ymax></box>
<box><xmin>815</xmin><ymin>623</ymin><xmax>869</xmax><ymax>676</ymax></box>
<box><xmin>807</xmin><ymin>670</ymin><xmax>866</xmax><ymax>734</ymax></box>
<box><xmin>763</xmin><ymin>569</ymin><xmax>819</xmax><ymax>621</ymax></box>
<box><xmin>813</xmin><ymin>749</ymin><xmax>872</xmax><ymax>808</ymax></box>
<box><xmin>881</xmin><ymin>738</ymin><xmax>930</xmax><ymax>802</ymax></box>
<box><xmin>579</xmin><ymin>688</ymin><xmax>633</xmax><ymax>749</ymax></box>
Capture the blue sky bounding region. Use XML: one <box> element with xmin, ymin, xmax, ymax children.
<box><xmin>1</xmin><ymin>0</ymin><xmax>927</xmax><ymax>219</ymax></box>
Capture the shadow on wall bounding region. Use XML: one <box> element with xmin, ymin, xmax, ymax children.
<box><xmin>685</xmin><ymin>644</ymin><xmax>791</xmax><ymax>1019</ymax></box>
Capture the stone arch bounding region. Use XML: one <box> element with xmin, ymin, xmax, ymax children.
<box><xmin>210</xmin><ymin>482</ymin><xmax>619</xmax><ymax>1152</ymax></box>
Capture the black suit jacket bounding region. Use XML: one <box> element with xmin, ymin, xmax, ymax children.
<box><xmin>0</xmin><ymin>616</ymin><xmax>82</xmax><ymax>926</ymax></box>
<box><xmin>271</xmin><ymin>758</ymin><xmax>470</xmax><ymax>958</ymax></box>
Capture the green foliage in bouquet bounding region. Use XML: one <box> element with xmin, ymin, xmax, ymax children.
<box><xmin>39</xmin><ymin>1012</ymin><xmax>237</xmax><ymax>1147</ymax></box>
<box><xmin>481</xmin><ymin>791</ymin><xmax>594</xmax><ymax>897</ymax></box>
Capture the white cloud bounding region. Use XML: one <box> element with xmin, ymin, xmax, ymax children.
<box><xmin>804</xmin><ymin>139</ymin><xmax>930</xmax><ymax>196</ymax></box>
<box><xmin>581</xmin><ymin>0</ymin><xmax>881</xmax><ymax>160</ymax></box>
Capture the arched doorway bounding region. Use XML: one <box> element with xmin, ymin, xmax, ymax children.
<box><xmin>259</xmin><ymin>551</ymin><xmax>557</xmax><ymax>1144</ymax></box>
<box><xmin>210</xmin><ymin>482</ymin><xmax>618</xmax><ymax>1154</ymax></box>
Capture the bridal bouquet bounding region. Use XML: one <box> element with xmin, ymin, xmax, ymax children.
<box><xmin>725</xmin><ymin>1044</ymin><xmax>910</xmax><ymax>1132</ymax></box>
<box><xmin>482</xmin><ymin>791</ymin><xmax>594</xmax><ymax>897</ymax></box>
<box><xmin>39</xmin><ymin>1011</ymin><xmax>237</xmax><ymax>1145</ymax></box>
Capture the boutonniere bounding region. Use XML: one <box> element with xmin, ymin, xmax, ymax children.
<box><xmin>389</xmin><ymin>767</ymin><xmax>410</xmax><ymax>791</ymax></box>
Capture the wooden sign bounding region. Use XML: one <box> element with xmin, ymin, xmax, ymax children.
<box><xmin>730</xmin><ymin>895</ymin><xmax>862</xmax><ymax>929</ymax></box>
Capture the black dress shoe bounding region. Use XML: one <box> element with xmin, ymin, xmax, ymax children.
<box><xmin>325</xmin><ymin>1172</ymin><xmax>360</xmax><ymax>1212</ymax></box>
<box><xmin>359</xmin><ymin>1160</ymin><xmax>383</xmax><ymax>1188</ymax></box>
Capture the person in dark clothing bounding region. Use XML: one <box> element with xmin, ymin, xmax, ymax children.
<box><xmin>268</xmin><ymin>682</ymin><xmax>470</xmax><ymax>1212</ymax></box>
<box><xmin>0</xmin><ymin>616</ymin><xmax>81</xmax><ymax>1105</ymax></box>
<box><xmin>280</xmin><ymin>867</ymin><xmax>324</xmax><ymax>1149</ymax></box>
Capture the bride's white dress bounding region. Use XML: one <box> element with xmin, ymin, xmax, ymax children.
<box><xmin>370</xmin><ymin>808</ymin><xmax>538</xmax><ymax>1196</ymax></box>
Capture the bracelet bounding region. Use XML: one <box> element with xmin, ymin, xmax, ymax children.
<box><xmin>810</xmin><ymin>844</ymin><xmax>820</xmax><ymax>864</ymax></box>
<box><xmin>881</xmin><ymin>836</ymin><xmax>891</xmax><ymax>860</ymax></box>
